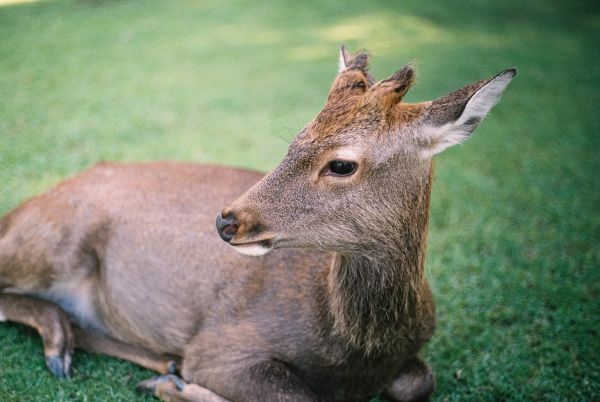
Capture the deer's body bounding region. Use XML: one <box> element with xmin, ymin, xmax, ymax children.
<box><xmin>0</xmin><ymin>161</ymin><xmax>434</xmax><ymax>401</ymax></box>
<box><xmin>0</xmin><ymin>48</ymin><xmax>514</xmax><ymax>401</ymax></box>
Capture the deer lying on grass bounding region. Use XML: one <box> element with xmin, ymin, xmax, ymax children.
<box><xmin>0</xmin><ymin>47</ymin><xmax>515</xmax><ymax>401</ymax></box>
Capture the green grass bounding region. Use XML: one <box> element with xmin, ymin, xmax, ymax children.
<box><xmin>0</xmin><ymin>0</ymin><xmax>598</xmax><ymax>400</ymax></box>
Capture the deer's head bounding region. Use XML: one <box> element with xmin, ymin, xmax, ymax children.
<box><xmin>217</xmin><ymin>47</ymin><xmax>515</xmax><ymax>256</ymax></box>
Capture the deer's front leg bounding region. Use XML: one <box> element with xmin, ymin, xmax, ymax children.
<box><xmin>137</xmin><ymin>374</ymin><xmax>230</xmax><ymax>402</ymax></box>
<box><xmin>0</xmin><ymin>294</ymin><xmax>74</xmax><ymax>378</ymax></box>
<box><xmin>137</xmin><ymin>359</ymin><xmax>318</xmax><ymax>402</ymax></box>
<box><xmin>73</xmin><ymin>326</ymin><xmax>181</xmax><ymax>375</ymax></box>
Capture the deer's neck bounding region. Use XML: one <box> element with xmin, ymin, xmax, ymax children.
<box><xmin>327</xmin><ymin>166</ymin><xmax>433</xmax><ymax>355</ymax></box>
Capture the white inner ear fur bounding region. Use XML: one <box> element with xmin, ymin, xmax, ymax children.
<box><xmin>0</xmin><ymin>310</ymin><xmax>6</xmax><ymax>321</ymax></box>
<box><xmin>421</xmin><ymin>70</ymin><xmax>515</xmax><ymax>159</ymax></box>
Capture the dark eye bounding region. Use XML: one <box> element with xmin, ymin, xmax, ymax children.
<box><xmin>327</xmin><ymin>160</ymin><xmax>357</xmax><ymax>176</ymax></box>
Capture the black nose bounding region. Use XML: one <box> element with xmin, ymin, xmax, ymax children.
<box><xmin>216</xmin><ymin>212</ymin><xmax>239</xmax><ymax>243</ymax></box>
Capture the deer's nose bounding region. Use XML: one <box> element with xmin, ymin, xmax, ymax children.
<box><xmin>216</xmin><ymin>212</ymin><xmax>239</xmax><ymax>243</ymax></box>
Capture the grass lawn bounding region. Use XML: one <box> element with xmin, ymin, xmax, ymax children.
<box><xmin>0</xmin><ymin>0</ymin><xmax>598</xmax><ymax>400</ymax></box>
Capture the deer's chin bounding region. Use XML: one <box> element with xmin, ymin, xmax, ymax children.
<box><xmin>230</xmin><ymin>242</ymin><xmax>273</xmax><ymax>257</ymax></box>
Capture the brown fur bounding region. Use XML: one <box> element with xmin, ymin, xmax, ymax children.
<box><xmin>74</xmin><ymin>326</ymin><xmax>180</xmax><ymax>374</ymax></box>
<box><xmin>0</xmin><ymin>48</ymin><xmax>515</xmax><ymax>401</ymax></box>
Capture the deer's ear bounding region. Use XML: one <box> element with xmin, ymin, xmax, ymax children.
<box><xmin>419</xmin><ymin>68</ymin><xmax>516</xmax><ymax>158</ymax></box>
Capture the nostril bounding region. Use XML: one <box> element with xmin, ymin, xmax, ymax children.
<box><xmin>216</xmin><ymin>213</ymin><xmax>239</xmax><ymax>243</ymax></box>
<box><xmin>222</xmin><ymin>222</ymin><xmax>239</xmax><ymax>238</ymax></box>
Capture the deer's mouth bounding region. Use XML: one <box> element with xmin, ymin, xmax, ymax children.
<box><xmin>229</xmin><ymin>238</ymin><xmax>274</xmax><ymax>257</ymax></box>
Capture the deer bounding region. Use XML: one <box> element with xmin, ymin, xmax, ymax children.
<box><xmin>0</xmin><ymin>47</ymin><xmax>515</xmax><ymax>402</ymax></box>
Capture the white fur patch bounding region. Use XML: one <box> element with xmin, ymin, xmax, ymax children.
<box><xmin>333</xmin><ymin>146</ymin><xmax>362</xmax><ymax>162</ymax></box>
<box><xmin>338</xmin><ymin>49</ymin><xmax>347</xmax><ymax>73</ymax></box>
<box><xmin>35</xmin><ymin>274</ymin><xmax>102</xmax><ymax>331</ymax></box>
<box><xmin>420</xmin><ymin>122</ymin><xmax>469</xmax><ymax>158</ymax></box>
<box><xmin>460</xmin><ymin>70</ymin><xmax>514</xmax><ymax>125</ymax></box>
<box><xmin>421</xmin><ymin>69</ymin><xmax>515</xmax><ymax>158</ymax></box>
<box><xmin>0</xmin><ymin>310</ymin><xmax>6</xmax><ymax>322</ymax></box>
<box><xmin>231</xmin><ymin>243</ymin><xmax>272</xmax><ymax>257</ymax></box>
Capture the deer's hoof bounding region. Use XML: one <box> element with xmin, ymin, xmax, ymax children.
<box><xmin>166</xmin><ymin>360</ymin><xmax>178</xmax><ymax>374</ymax></box>
<box><xmin>136</xmin><ymin>373</ymin><xmax>187</xmax><ymax>396</ymax></box>
<box><xmin>45</xmin><ymin>353</ymin><xmax>72</xmax><ymax>379</ymax></box>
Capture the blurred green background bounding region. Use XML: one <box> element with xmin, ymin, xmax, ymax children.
<box><xmin>0</xmin><ymin>0</ymin><xmax>598</xmax><ymax>401</ymax></box>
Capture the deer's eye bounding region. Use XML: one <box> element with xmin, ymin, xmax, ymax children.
<box><xmin>327</xmin><ymin>160</ymin><xmax>357</xmax><ymax>177</ymax></box>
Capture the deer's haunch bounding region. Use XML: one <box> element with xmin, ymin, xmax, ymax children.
<box><xmin>0</xmin><ymin>47</ymin><xmax>515</xmax><ymax>402</ymax></box>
